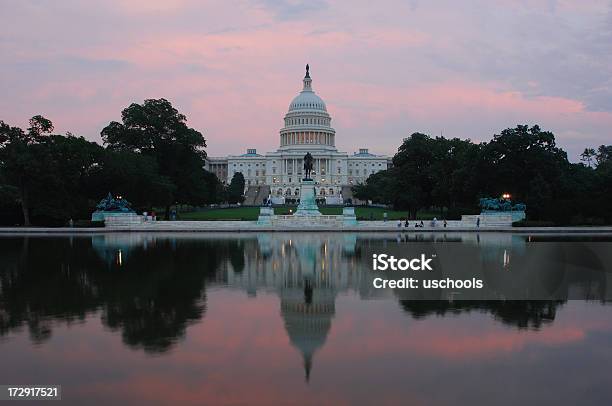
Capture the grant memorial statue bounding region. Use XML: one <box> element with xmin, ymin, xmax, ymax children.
<box><xmin>303</xmin><ymin>152</ymin><xmax>314</xmax><ymax>181</ymax></box>
<box><xmin>91</xmin><ymin>192</ymin><xmax>142</xmax><ymax>225</ymax></box>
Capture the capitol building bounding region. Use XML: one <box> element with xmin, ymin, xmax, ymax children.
<box><xmin>205</xmin><ymin>65</ymin><xmax>390</xmax><ymax>205</ymax></box>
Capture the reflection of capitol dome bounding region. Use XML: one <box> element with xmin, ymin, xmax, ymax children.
<box><xmin>225</xmin><ymin>234</ymin><xmax>379</xmax><ymax>381</ymax></box>
<box><xmin>281</xmin><ymin>280</ymin><xmax>335</xmax><ymax>382</ymax></box>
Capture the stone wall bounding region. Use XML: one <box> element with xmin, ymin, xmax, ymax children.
<box><xmin>104</xmin><ymin>214</ymin><xmax>145</xmax><ymax>227</ymax></box>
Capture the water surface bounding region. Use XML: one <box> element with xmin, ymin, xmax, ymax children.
<box><xmin>1</xmin><ymin>232</ymin><xmax>611</xmax><ymax>405</ymax></box>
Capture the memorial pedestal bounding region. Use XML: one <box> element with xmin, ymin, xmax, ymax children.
<box><xmin>294</xmin><ymin>180</ymin><xmax>321</xmax><ymax>216</ymax></box>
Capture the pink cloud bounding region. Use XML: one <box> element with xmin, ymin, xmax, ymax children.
<box><xmin>1</xmin><ymin>0</ymin><xmax>610</xmax><ymax>159</ymax></box>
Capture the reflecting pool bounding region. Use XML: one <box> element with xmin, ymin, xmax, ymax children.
<box><xmin>1</xmin><ymin>232</ymin><xmax>611</xmax><ymax>405</ymax></box>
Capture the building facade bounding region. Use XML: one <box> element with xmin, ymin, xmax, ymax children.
<box><xmin>206</xmin><ymin>65</ymin><xmax>390</xmax><ymax>204</ymax></box>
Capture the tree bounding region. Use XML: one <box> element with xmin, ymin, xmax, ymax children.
<box><xmin>28</xmin><ymin>115</ymin><xmax>54</xmax><ymax>137</ymax></box>
<box><xmin>31</xmin><ymin>133</ymin><xmax>103</xmax><ymax>223</ymax></box>
<box><xmin>359</xmin><ymin>133</ymin><xmax>481</xmax><ymax>218</ymax></box>
<box><xmin>479</xmin><ymin>125</ymin><xmax>568</xmax><ymax>204</ymax></box>
<box><xmin>101</xmin><ymin>98</ymin><xmax>221</xmax><ymax>216</ymax></box>
<box><xmin>353</xmin><ymin>170</ymin><xmax>394</xmax><ymax>205</ymax></box>
<box><xmin>1</xmin><ymin>116</ymin><xmax>176</xmax><ymax>225</ymax></box>
<box><xmin>428</xmin><ymin>137</ymin><xmax>481</xmax><ymax>212</ymax></box>
<box><xmin>1</xmin><ymin>107</ymin><xmax>224</xmax><ymax>225</ymax></box>
<box><xmin>350</xmin><ymin>125</ymin><xmax>612</xmax><ymax>224</ymax></box>
<box><xmin>596</xmin><ymin>145</ymin><xmax>612</xmax><ymax>167</ymax></box>
<box><xmin>0</xmin><ymin>117</ymin><xmax>124</xmax><ymax>225</ymax></box>
<box><xmin>580</xmin><ymin>148</ymin><xmax>596</xmax><ymax>167</ymax></box>
<box><xmin>390</xmin><ymin>133</ymin><xmax>435</xmax><ymax>218</ymax></box>
<box><xmin>0</xmin><ymin>116</ymin><xmax>55</xmax><ymax>225</ymax></box>
<box><xmin>86</xmin><ymin>150</ymin><xmax>176</xmax><ymax>211</ymax></box>
<box><xmin>594</xmin><ymin>145</ymin><xmax>612</xmax><ymax>223</ymax></box>
<box><xmin>227</xmin><ymin>172</ymin><xmax>245</xmax><ymax>204</ymax></box>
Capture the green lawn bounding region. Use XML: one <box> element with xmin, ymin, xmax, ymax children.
<box><xmin>176</xmin><ymin>206</ymin><xmax>444</xmax><ymax>221</ymax></box>
<box><xmin>178</xmin><ymin>207</ymin><xmax>261</xmax><ymax>221</ymax></box>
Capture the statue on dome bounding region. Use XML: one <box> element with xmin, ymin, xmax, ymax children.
<box><xmin>303</xmin><ymin>152</ymin><xmax>314</xmax><ymax>180</ymax></box>
<box><xmin>305</xmin><ymin>64</ymin><xmax>310</xmax><ymax>78</ymax></box>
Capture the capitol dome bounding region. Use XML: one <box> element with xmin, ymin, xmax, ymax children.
<box><xmin>280</xmin><ymin>64</ymin><xmax>336</xmax><ymax>150</ymax></box>
<box><xmin>288</xmin><ymin>65</ymin><xmax>327</xmax><ymax>112</ymax></box>
<box><xmin>289</xmin><ymin>91</ymin><xmax>327</xmax><ymax>112</ymax></box>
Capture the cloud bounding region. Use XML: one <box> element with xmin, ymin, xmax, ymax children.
<box><xmin>1</xmin><ymin>57</ymin><xmax>129</xmax><ymax>77</ymax></box>
<box><xmin>256</xmin><ymin>0</ymin><xmax>329</xmax><ymax>20</ymax></box>
<box><xmin>0</xmin><ymin>0</ymin><xmax>611</xmax><ymax>160</ymax></box>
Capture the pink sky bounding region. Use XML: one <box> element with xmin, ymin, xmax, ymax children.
<box><xmin>1</xmin><ymin>0</ymin><xmax>611</xmax><ymax>160</ymax></box>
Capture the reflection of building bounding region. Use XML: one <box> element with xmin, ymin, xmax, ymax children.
<box><xmin>281</xmin><ymin>276</ymin><xmax>335</xmax><ymax>381</ymax></box>
<box><xmin>225</xmin><ymin>233</ymin><xmax>374</xmax><ymax>381</ymax></box>
<box><xmin>205</xmin><ymin>66</ymin><xmax>390</xmax><ymax>204</ymax></box>
<box><xmin>226</xmin><ymin>233</ymin><xmax>371</xmax><ymax>296</ymax></box>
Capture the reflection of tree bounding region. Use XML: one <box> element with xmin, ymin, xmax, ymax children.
<box><xmin>0</xmin><ymin>237</ymin><xmax>100</xmax><ymax>341</ymax></box>
<box><xmin>399</xmin><ymin>300</ymin><xmax>564</xmax><ymax>330</ymax></box>
<box><xmin>92</xmin><ymin>240</ymin><xmax>223</xmax><ymax>353</ymax></box>
<box><xmin>0</xmin><ymin>237</ymin><xmax>242</xmax><ymax>353</ymax></box>
<box><xmin>229</xmin><ymin>240</ymin><xmax>245</xmax><ymax>274</ymax></box>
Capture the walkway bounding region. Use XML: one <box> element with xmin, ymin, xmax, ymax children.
<box><xmin>1</xmin><ymin>222</ymin><xmax>612</xmax><ymax>234</ymax></box>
